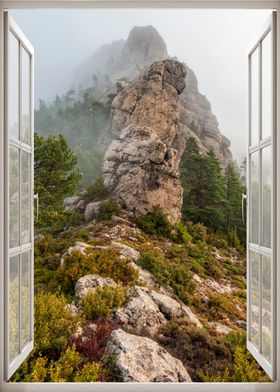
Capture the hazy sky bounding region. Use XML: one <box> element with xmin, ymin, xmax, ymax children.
<box><xmin>11</xmin><ymin>9</ymin><xmax>271</xmax><ymax>160</ymax></box>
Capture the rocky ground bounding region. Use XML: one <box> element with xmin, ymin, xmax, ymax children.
<box><xmin>30</xmin><ymin>200</ymin><xmax>261</xmax><ymax>382</ymax></box>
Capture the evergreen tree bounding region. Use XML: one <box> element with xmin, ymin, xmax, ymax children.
<box><xmin>180</xmin><ymin>138</ymin><xmax>227</xmax><ymax>232</ymax></box>
<box><xmin>34</xmin><ymin>133</ymin><xmax>81</xmax><ymax>217</ymax></box>
<box><xmin>224</xmin><ymin>163</ymin><xmax>246</xmax><ymax>243</ymax></box>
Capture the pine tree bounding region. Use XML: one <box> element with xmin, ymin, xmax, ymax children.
<box><xmin>224</xmin><ymin>163</ymin><xmax>246</xmax><ymax>243</ymax></box>
<box><xmin>180</xmin><ymin>138</ymin><xmax>227</xmax><ymax>231</ymax></box>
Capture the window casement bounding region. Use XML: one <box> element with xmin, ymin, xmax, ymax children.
<box><xmin>0</xmin><ymin>1</ymin><xmax>279</xmax><ymax>392</ymax></box>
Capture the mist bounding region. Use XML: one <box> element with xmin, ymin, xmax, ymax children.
<box><xmin>11</xmin><ymin>8</ymin><xmax>271</xmax><ymax>161</ymax></box>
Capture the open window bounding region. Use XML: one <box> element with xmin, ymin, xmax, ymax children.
<box><xmin>246</xmin><ymin>11</ymin><xmax>277</xmax><ymax>380</ymax></box>
<box><xmin>4</xmin><ymin>12</ymin><xmax>34</xmax><ymax>380</ymax></box>
<box><xmin>0</xmin><ymin>4</ymin><xmax>279</xmax><ymax>389</ymax></box>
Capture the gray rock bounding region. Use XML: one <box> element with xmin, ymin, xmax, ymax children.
<box><xmin>208</xmin><ymin>322</ymin><xmax>233</xmax><ymax>335</ymax></box>
<box><xmin>76</xmin><ymin>199</ymin><xmax>87</xmax><ymax>213</ymax></box>
<box><xmin>236</xmin><ymin>320</ymin><xmax>246</xmax><ymax>329</ymax></box>
<box><xmin>84</xmin><ymin>201</ymin><xmax>102</xmax><ymax>222</ymax></box>
<box><xmin>75</xmin><ymin>274</ymin><xmax>116</xmax><ymax>302</ymax></box>
<box><xmin>107</xmin><ymin>329</ymin><xmax>192</xmax><ymax>382</ymax></box>
<box><xmin>114</xmin><ymin>286</ymin><xmax>166</xmax><ymax>334</ymax></box>
<box><xmin>63</xmin><ymin>196</ymin><xmax>80</xmax><ymax>207</ymax></box>
<box><xmin>111</xmin><ymin>241</ymin><xmax>140</xmax><ymax>261</ymax></box>
<box><xmin>65</xmin><ymin>304</ymin><xmax>79</xmax><ymax>317</ymax></box>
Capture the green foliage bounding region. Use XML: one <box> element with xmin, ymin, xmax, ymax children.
<box><xmin>74</xmin><ymin>363</ymin><xmax>101</xmax><ymax>382</ymax></box>
<box><xmin>98</xmin><ymin>199</ymin><xmax>120</xmax><ymax>220</ymax></box>
<box><xmin>172</xmin><ymin>222</ymin><xmax>192</xmax><ymax>245</ymax></box>
<box><xmin>81</xmin><ymin>286</ymin><xmax>126</xmax><ymax>320</ymax></box>
<box><xmin>224</xmin><ymin>163</ymin><xmax>246</xmax><ymax>243</ymax></box>
<box><xmin>185</xmin><ymin>221</ymin><xmax>207</xmax><ymax>243</ymax></box>
<box><xmin>180</xmin><ymin>138</ymin><xmax>245</xmax><ymax>239</ymax></box>
<box><xmin>49</xmin><ymin>345</ymin><xmax>81</xmax><ymax>382</ymax></box>
<box><xmin>137</xmin><ymin>205</ymin><xmax>172</xmax><ymax>238</ymax></box>
<box><xmin>200</xmin><ymin>346</ymin><xmax>270</xmax><ymax>382</ymax></box>
<box><xmin>180</xmin><ymin>139</ymin><xmax>227</xmax><ymax>231</ymax></box>
<box><xmin>228</xmin><ymin>226</ymin><xmax>241</xmax><ymax>249</ymax></box>
<box><xmin>35</xmin><ymin>89</ymin><xmax>111</xmax><ymax>188</ymax></box>
<box><xmin>56</xmin><ymin>248</ymin><xmax>139</xmax><ymax>297</ymax></box>
<box><xmin>34</xmin><ymin>133</ymin><xmax>81</xmax><ymax>233</ymax></box>
<box><xmin>85</xmin><ymin>178</ymin><xmax>110</xmax><ymax>203</ymax></box>
<box><xmin>138</xmin><ymin>252</ymin><xmax>194</xmax><ymax>303</ymax></box>
<box><xmin>34</xmin><ymin>293</ymin><xmax>80</xmax><ymax>357</ymax></box>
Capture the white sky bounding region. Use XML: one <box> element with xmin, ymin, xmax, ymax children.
<box><xmin>11</xmin><ymin>9</ymin><xmax>271</xmax><ymax>161</ymax></box>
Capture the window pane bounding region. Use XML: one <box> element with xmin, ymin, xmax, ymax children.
<box><xmin>9</xmin><ymin>146</ymin><xmax>20</xmax><ymax>248</ymax></box>
<box><xmin>21</xmin><ymin>252</ymin><xmax>31</xmax><ymax>348</ymax></box>
<box><xmin>251</xmin><ymin>47</ymin><xmax>260</xmax><ymax>146</ymax></box>
<box><xmin>251</xmin><ymin>251</ymin><xmax>260</xmax><ymax>349</ymax></box>
<box><xmin>22</xmin><ymin>48</ymin><xmax>31</xmax><ymax>145</ymax></box>
<box><xmin>8</xmin><ymin>31</ymin><xmax>19</xmax><ymax>140</ymax></box>
<box><xmin>250</xmin><ymin>151</ymin><xmax>259</xmax><ymax>244</ymax></box>
<box><xmin>21</xmin><ymin>151</ymin><xmax>31</xmax><ymax>244</ymax></box>
<box><xmin>262</xmin><ymin>31</ymin><xmax>272</xmax><ymax>140</ymax></box>
<box><xmin>9</xmin><ymin>255</ymin><xmax>19</xmax><ymax>363</ymax></box>
<box><xmin>262</xmin><ymin>146</ymin><xmax>271</xmax><ymax>248</ymax></box>
<box><xmin>262</xmin><ymin>254</ymin><xmax>272</xmax><ymax>363</ymax></box>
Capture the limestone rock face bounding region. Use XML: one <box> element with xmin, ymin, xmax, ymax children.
<box><xmin>103</xmin><ymin>60</ymin><xmax>188</xmax><ymax>223</ymax></box>
<box><xmin>107</xmin><ymin>329</ymin><xmax>192</xmax><ymax>382</ymax></box>
<box><xmin>114</xmin><ymin>285</ymin><xmax>202</xmax><ymax>334</ymax></box>
<box><xmin>75</xmin><ymin>274</ymin><xmax>116</xmax><ymax>302</ymax></box>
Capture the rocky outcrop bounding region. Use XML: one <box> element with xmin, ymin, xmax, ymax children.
<box><xmin>103</xmin><ymin>60</ymin><xmax>188</xmax><ymax>223</ymax></box>
<box><xmin>75</xmin><ymin>274</ymin><xmax>116</xmax><ymax>302</ymax></box>
<box><xmin>75</xmin><ymin>25</ymin><xmax>232</xmax><ymax>168</ymax></box>
<box><xmin>111</xmin><ymin>241</ymin><xmax>140</xmax><ymax>261</ymax></box>
<box><xmin>107</xmin><ymin>329</ymin><xmax>192</xmax><ymax>382</ymax></box>
<box><xmin>114</xmin><ymin>285</ymin><xmax>202</xmax><ymax>334</ymax></box>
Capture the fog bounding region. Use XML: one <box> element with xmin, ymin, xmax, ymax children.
<box><xmin>11</xmin><ymin>9</ymin><xmax>271</xmax><ymax>161</ymax></box>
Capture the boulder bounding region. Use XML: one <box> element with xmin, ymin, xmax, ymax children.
<box><xmin>84</xmin><ymin>201</ymin><xmax>102</xmax><ymax>222</ymax></box>
<box><xmin>111</xmin><ymin>241</ymin><xmax>140</xmax><ymax>261</ymax></box>
<box><xmin>107</xmin><ymin>329</ymin><xmax>192</xmax><ymax>382</ymax></box>
<box><xmin>114</xmin><ymin>285</ymin><xmax>202</xmax><ymax>333</ymax></box>
<box><xmin>208</xmin><ymin>322</ymin><xmax>233</xmax><ymax>335</ymax></box>
<box><xmin>115</xmin><ymin>286</ymin><xmax>166</xmax><ymax>334</ymax></box>
<box><xmin>63</xmin><ymin>196</ymin><xmax>80</xmax><ymax>207</ymax></box>
<box><xmin>75</xmin><ymin>274</ymin><xmax>116</xmax><ymax>302</ymax></box>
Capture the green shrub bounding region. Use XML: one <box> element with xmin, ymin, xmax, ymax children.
<box><xmin>98</xmin><ymin>199</ymin><xmax>120</xmax><ymax>220</ymax></box>
<box><xmin>200</xmin><ymin>346</ymin><xmax>270</xmax><ymax>382</ymax></box>
<box><xmin>185</xmin><ymin>221</ymin><xmax>207</xmax><ymax>243</ymax></box>
<box><xmin>138</xmin><ymin>252</ymin><xmax>194</xmax><ymax>304</ymax></box>
<box><xmin>137</xmin><ymin>205</ymin><xmax>172</xmax><ymax>238</ymax></box>
<box><xmin>207</xmin><ymin>232</ymin><xmax>228</xmax><ymax>248</ymax></box>
<box><xmin>81</xmin><ymin>286</ymin><xmax>126</xmax><ymax>320</ymax></box>
<box><xmin>64</xmin><ymin>210</ymin><xmax>84</xmax><ymax>227</ymax></box>
<box><xmin>56</xmin><ymin>248</ymin><xmax>138</xmax><ymax>297</ymax></box>
<box><xmin>74</xmin><ymin>363</ymin><xmax>101</xmax><ymax>382</ymax></box>
<box><xmin>49</xmin><ymin>345</ymin><xmax>81</xmax><ymax>382</ymax></box>
<box><xmin>172</xmin><ymin>222</ymin><xmax>192</xmax><ymax>245</ymax></box>
<box><xmin>85</xmin><ymin>178</ymin><xmax>109</xmax><ymax>203</ymax></box>
<box><xmin>34</xmin><ymin>293</ymin><xmax>80</xmax><ymax>357</ymax></box>
<box><xmin>228</xmin><ymin>226</ymin><xmax>241</xmax><ymax>249</ymax></box>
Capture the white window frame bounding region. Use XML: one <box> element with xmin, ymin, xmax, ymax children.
<box><xmin>0</xmin><ymin>1</ymin><xmax>279</xmax><ymax>392</ymax></box>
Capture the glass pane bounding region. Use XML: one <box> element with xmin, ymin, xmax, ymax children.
<box><xmin>9</xmin><ymin>255</ymin><xmax>19</xmax><ymax>363</ymax></box>
<box><xmin>251</xmin><ymin>46</ymin><xmax>260</xmax><ymax>146</ymax></box>
<box><xmin>21</xmin><ymin>252</ymin><xmax>31</xmax><ymax>348</ymax></box>
<box><xmin>9</xmin><ymin>146</ymin><xmax>20</xmax><ymax>248</ymax></box>
<box><xmin>250</xmin><ymin>151</ymin><xmax>259</xmax><ymax>244</ymax></box>
<box><xmin>22</xmin><ymin>48</ymin><xmax>31</xmax><ymax>144</ymax></box>
<box><xmin>262</xmin><ymin>31</ymin><xmax>272</xmax><ymax>140</ymax></box>
<box><xmin>262</xmin><ymin>146</ymin><xmax>272</xmax><ymax>248</ymax></box>
<box><xmin>21</xmin><ymin>151</ymin><xmax>31</xmax><ymax>244</ymax></box>
<box><xmin>8</xmin><ymin>31</ymin><xmax>19</xmax><ymax>140</ymax></box>
<box><xmin>262</xmin><ymin>255</ymin><xmax>272</xmax><ymax>363</ymax></box>
<box><xmin>251</xmin><ymin>251</ymin><xmax>260</xmax><ymax>349</ymax></box>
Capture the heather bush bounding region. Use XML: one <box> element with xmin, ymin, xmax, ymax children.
<box><xmin>137</xmin><ymin>205</ymin><xmax>172</xmax><ymax>238</ymax></box>
<box><xmin>85</xmin><ymin>178</ymin><xmax>109</xmax><ymax>203</ymax></box>
<box><xmin>81</xmin><ymin>286</ymin><xmax>126</xmax><ymax>320</ymax></box>
<box><xmin>98</xmin><ymin>199</ymin><xmax>120</xmax><ymax>220</ymax></box>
